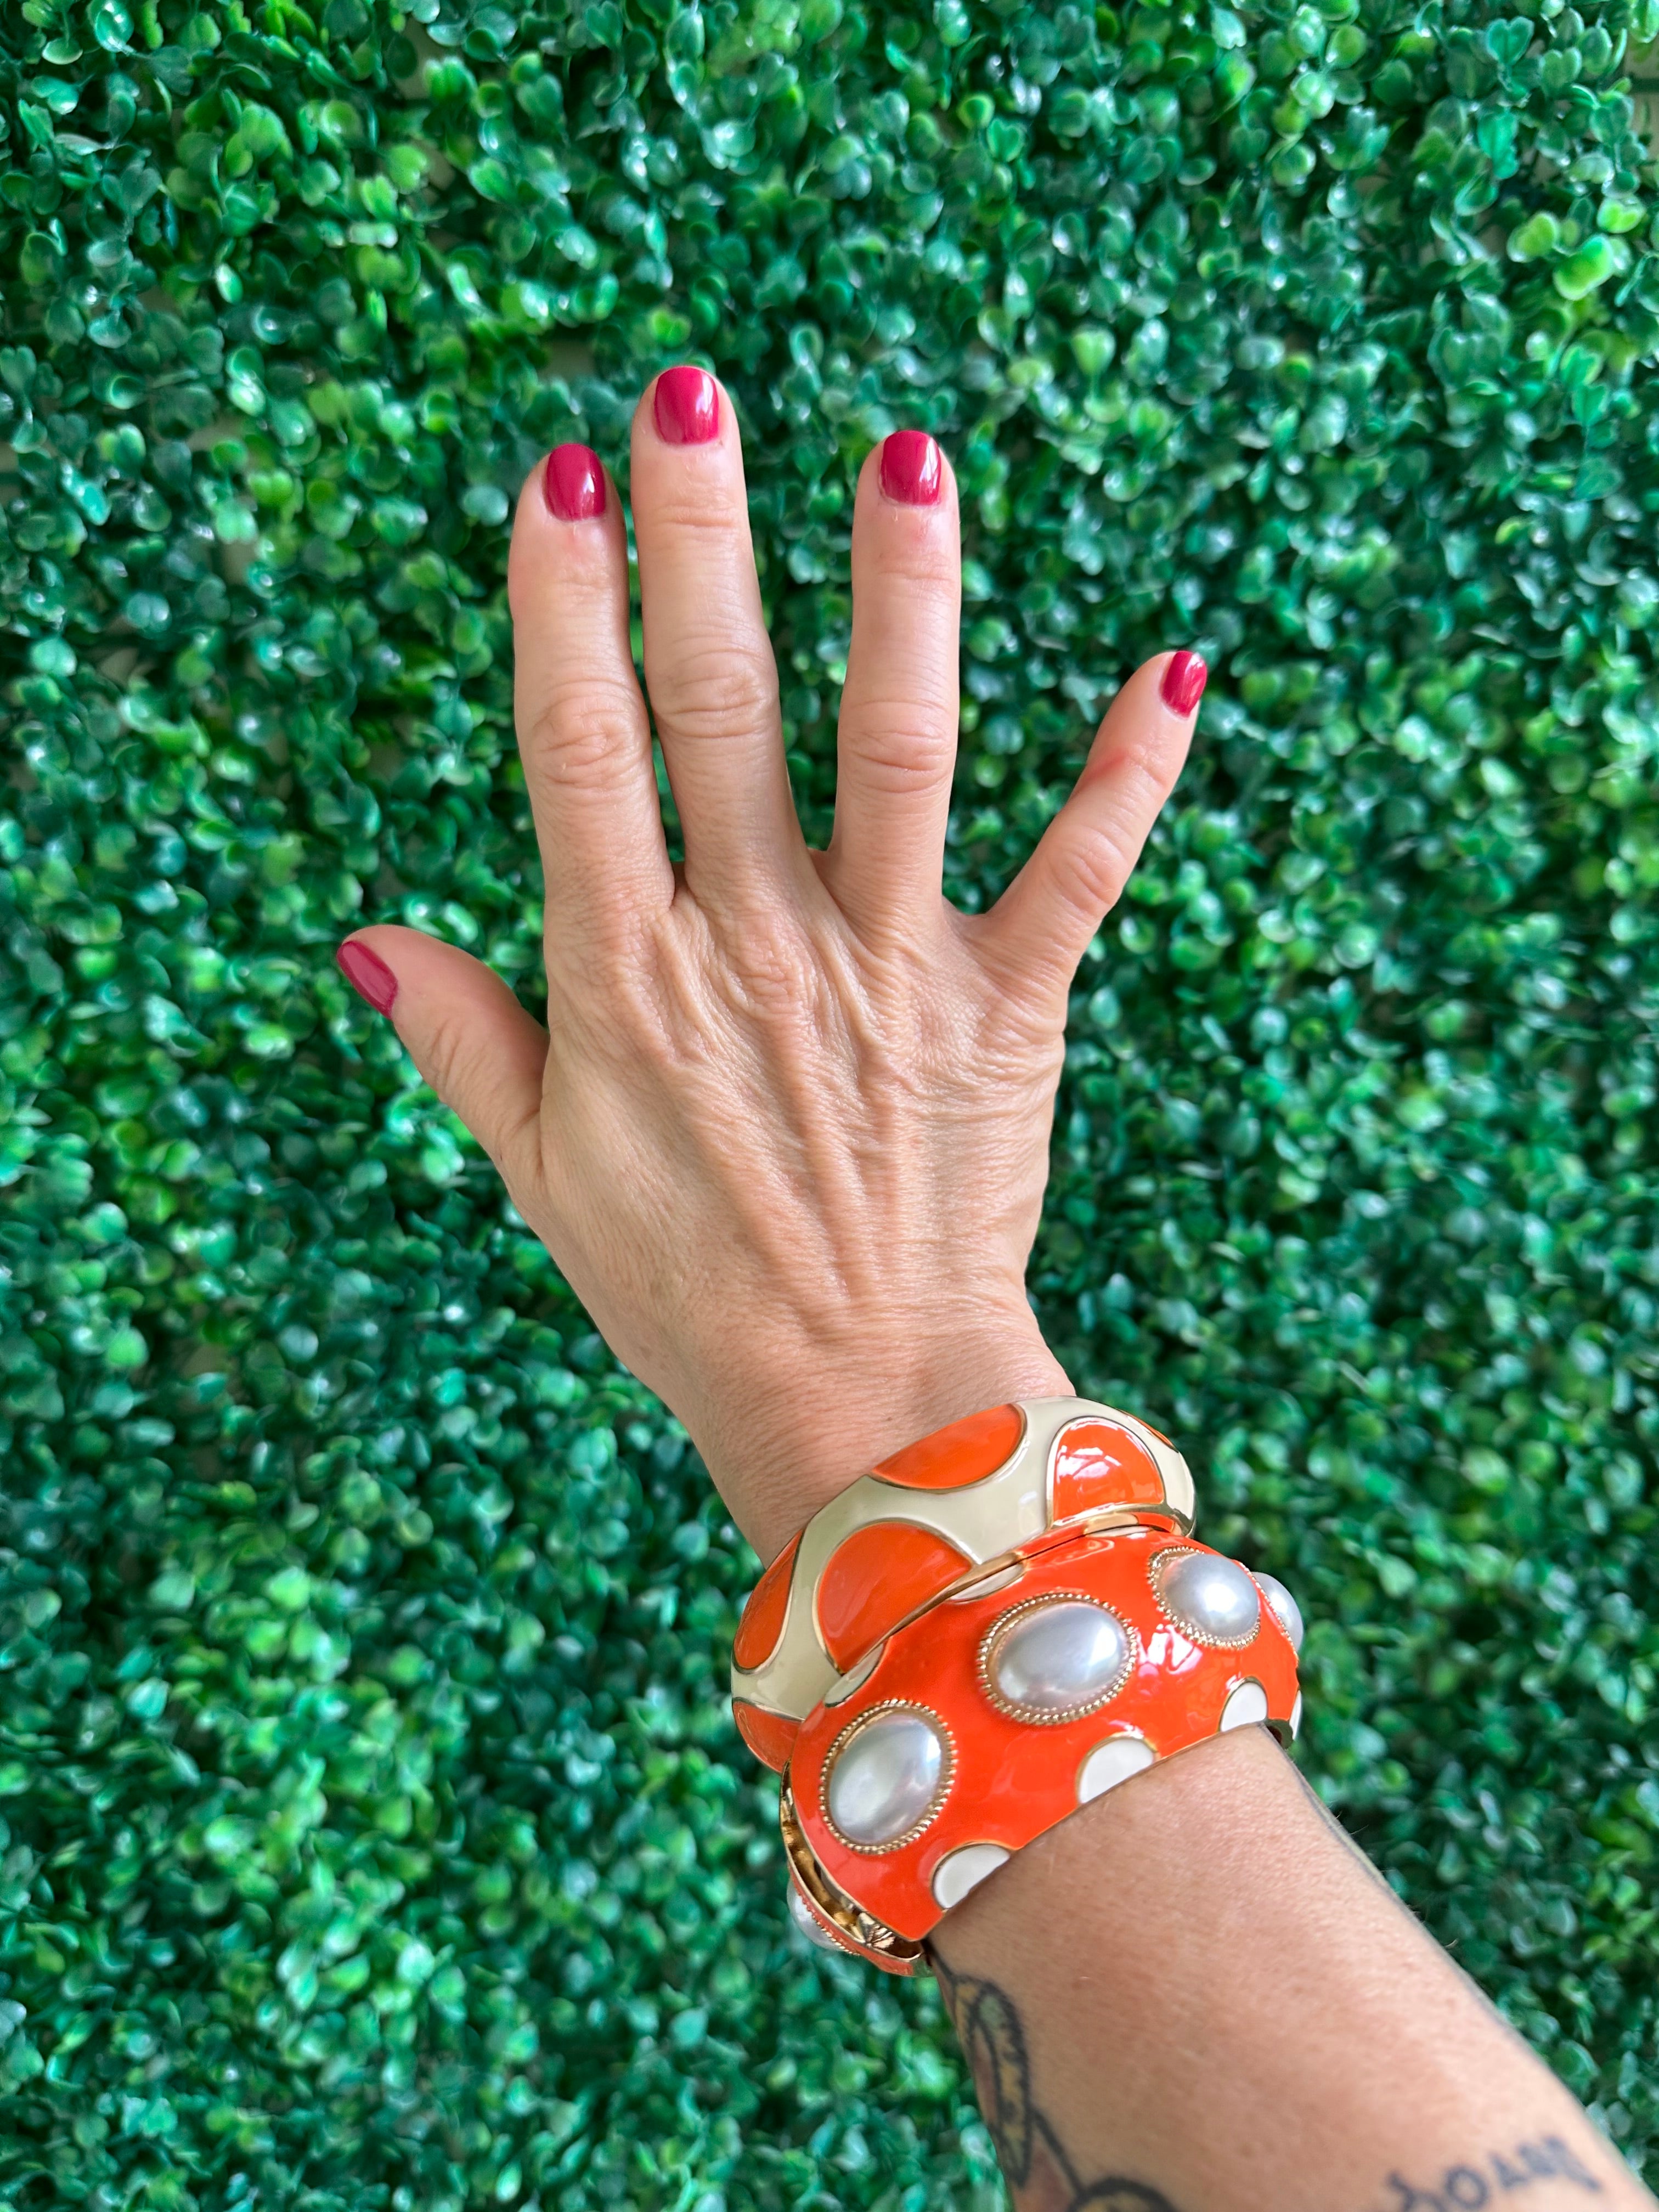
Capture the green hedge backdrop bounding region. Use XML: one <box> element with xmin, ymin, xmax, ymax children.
<box><xmin>5</xmin><ymin>0</ymin><xmax>1659</xmax><ymax>2201</ymax></box>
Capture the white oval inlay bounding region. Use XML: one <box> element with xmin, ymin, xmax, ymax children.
<box><xmin>930</xmin><ymin>1842</ymin><xmax>1011</xmax><ymax>1911</ymax></box>
<box><xmin>1220</xmin><ymin>1679</ymin><xmax>1269</xmax><ymax>1733</ymax></box>
<box><xmin>1076</xmin><ymin>1733</ymin><xmax>1155</xmax><ymax>1803</ymax></box>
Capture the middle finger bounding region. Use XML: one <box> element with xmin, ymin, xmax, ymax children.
<box><xmin>630</xmin><ymin>365</ymin><xmax>802</xmax><ymax>901</ymax></box>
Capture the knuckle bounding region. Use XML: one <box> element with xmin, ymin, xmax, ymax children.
<box><xmin>521</xmin><ymin>675</ymin><xmax>644</xmax><ymax>792</ymax></box>
<box><xmin>868</xmin><ymin>541</ymin><xmax>960</xmax><ymax>596</ymax></box>
<box><xmin>645</xmin><ymin>488</ymin><xmax>748</xmax><ymax>545</ymax></box>
<box><xmin>1055</xmin><ymin>829</ymin><xmax>1133</xmax><ymax>924</ymax></box>
<box><xmin>650</xmin><ymin>641</ymin><xmax>778</xmax><ymax>743</ymax></box>
<box><xmin>843</xmin><ymin>695</ymin><xmax>954</xmax><ymax>798</ymax></box>
<box><xmin>551</xmin><ymin>892</ymin><xmax>650</xmax><ymax>974</ymax></box>
<box><xmin>654</xmin><ymin>898</ymin><xmax>820</xmax><ymax>1029</ymax></box>
<box><xmin>1097</xmin><ymin>726</ymin><xmax>1185</xmax><ymax>817</ymax></box>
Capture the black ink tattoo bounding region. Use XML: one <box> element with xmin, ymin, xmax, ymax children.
<box><xmin>930</xmin><ymin>1950</ymin><xmax>1183</xmax><ymax>2212</ymax></box>
<box><xmin>1368</xmin><ymin>2134</ymin><xmax>1605</xmax><ymax>2209</ymax></box>
<box><xmin>931</xmin><ymin>1948</ymin><xmax>1610</xmax><ymax>2212</ymax></box>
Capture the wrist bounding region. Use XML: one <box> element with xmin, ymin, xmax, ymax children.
<box><xmin>702</xmin><ymin>1308</ymin><xmax>1073</xmax><ymax>1562</ymax></box>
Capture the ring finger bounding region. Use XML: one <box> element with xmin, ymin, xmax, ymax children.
<box><xmin>823</xmin><ymin>430</ymin><xmax>962</xmax><ymax>939</ymax></box>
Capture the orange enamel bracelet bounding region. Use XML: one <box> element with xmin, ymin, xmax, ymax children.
<box><xmin>728</xmin><ymin>1400</ymin><xmax>1306</xmax><ymax>1974</ymax></box>
<box><xmin>781</xmin><ymin>1518</ymin><xmax>1303</xmax><ymax>1972</ymax></box>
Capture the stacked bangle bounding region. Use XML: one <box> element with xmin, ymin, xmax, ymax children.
<box><xmin>730</xmin><ymin>1398</ymin><xmax>1306</xmax><ymax>1974</ymax></box>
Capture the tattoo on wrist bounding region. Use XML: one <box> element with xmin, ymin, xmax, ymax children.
<box><xmin>932</xmin><ymin>1950</ymin><xmax>1609</xmax><ymax>2212</ymax></box>
<box><xmin>931</xmin><ymin>1951</ymin><xmax>1181</xmax><ymax>2212</ymax></box>
<box><xmin>1368</xmin><ymin>2138</ymin><xmax>1605</xmax><ymax>2209</ymax></box>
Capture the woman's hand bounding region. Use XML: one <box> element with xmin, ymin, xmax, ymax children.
<box><xmin>334</xmin><ymin>366</ymin><xmax>1204</xmax><ymax>1561</ymax></box>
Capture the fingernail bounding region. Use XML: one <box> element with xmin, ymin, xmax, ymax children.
<box><xmin>653</xmin><ymin>364</ymin><xmax>719</xmax><ymax>445</ymax></box>
<box><xmin>879</xmin><ymin>428</ymin><xmax>943</xmax><ymax>506</ymax></box>
<box><xmin>336</xmin><ymin>940</ymin><xmax>397</xmax><ymax>1015</ymax></box>
<box><xmin>1160</xmin><ymin>650</ymin><xmax>1208</xmax><ymax>716</ymax></box>
<box><xmin>543</xmin><ymin>443</ymin><xmax>606</xmax><ymax>522</ymax></box>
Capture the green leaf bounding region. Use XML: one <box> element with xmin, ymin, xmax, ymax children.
<box><xmin>92</xmin><ymin>0</ymin><xmax>132</xmax><ymax>48</ymax></box>
<box><xmin>1554</xmin><ymin>235</ymin><xmax>1622</xmax><ymax>298</ymax></box>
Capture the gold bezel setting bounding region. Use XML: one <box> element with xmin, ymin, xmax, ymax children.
<box><xmin>819</xmin><ymin>1699</ymin><xmax>956</xmax><ymax>1856</ymax></box>
<box><xmin>1148</xmin><ymin>1545</ymin><xmax>1263</xmax><ymax>1651</ymax></box>
<box><xmin>976</xmin><ymin>1589</ymin><xmax>1138</xmax><ymax>1725</ymax></box>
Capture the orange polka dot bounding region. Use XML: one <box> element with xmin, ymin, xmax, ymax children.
<box><xmin>872</xmin><ymin>1403</ymin><xmax>1024</xmax><ymax>1491</ymax></box>
<box><xmin>734</xmin><ymin>1531</ymin><xmax>800</xmax><ymax>1672</ymax></box>
<box><xmin>816</xmin><ymin>1522</ymin><xmax>972</xmax><ymax>1671</ymax></box>
<box><xmin>733</xmin><ymin>1700</ymin><xmax>799</xmax><ymax>1771</ymax></box>
<box><xmin>1051</xmin><ymin>1419</ymin><xmax>1166</xmax><ymax>1520</ymax></box>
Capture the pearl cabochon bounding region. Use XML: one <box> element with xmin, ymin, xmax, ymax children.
<box><xmin>787</xmin><ymin>1881</ymin><xmax>844</xmax><ymax>1951</ymax></box>
<box><xmin>984</xmin><ymin>1596</ymin><xmax>1134</xmax><ymax>1720</ymax></box>
<box><xmin>1154</xmin><ymin>1548</ymin><xmax>1262</xmax><ymax>1647</ymax></box>
<box><xmin>1252</xmin><ymin>1570</ymin><xmax>1305</xmax><ymax>1653</ymax></box>
<box><xmin>824</xmin><ymin>1706</ymin><xmax>949</xmax><ymax>1850</ymax></box>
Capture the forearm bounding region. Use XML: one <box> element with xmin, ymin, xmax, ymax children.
<box><xmin>930</xmin><ymin>1720</ymin><xmax>1651</xmax><ymax>2211</ymax></box>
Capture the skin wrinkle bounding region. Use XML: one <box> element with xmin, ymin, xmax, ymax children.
<box><xmin>646</xmin><ymin>639</ymin><xmax>782</xmax><ymax>752</ymax></box>
<box><xmin>522</xmin><ymin>683</ymin><xmax>654</xmax><ymax>794</ymax></box>
<box><xmin>527</xmin><ymin>874</ymin><xmax>1065</xmax><ymax>1546</ymax></box>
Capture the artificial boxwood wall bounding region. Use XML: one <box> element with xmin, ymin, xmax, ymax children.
<box><xmin>4</xmin><ymin>0</ymin><xmax>1659</xmax><ymax>2202</ymax></box>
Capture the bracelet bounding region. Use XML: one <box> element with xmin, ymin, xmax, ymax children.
<box><xmin>727</xmin><ymin>1398</ymin><xmax>1306</xmax><ymax>1975</ymax></box>
<box><xmin>730</xmin><ymin>1397</ymin><xmax>1198</xmax><ymax>1771</ymax></box>
<box><xmin>782</xmin><ymin>1519</ymin><xmax>1303</xmax><ymax>1972</ymax></box>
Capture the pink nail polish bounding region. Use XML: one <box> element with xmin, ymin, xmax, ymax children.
<box><xmin>543</xmin><ymin>443</ymin><xmax>606</xmax><ymax>521</ymax></box>
<box><xmin>1160</xmin><ymin>651</ymin><xmax>1208</xmax><ymax>716</ymax></box>
<box><xmin>653</xmin><ymin>364</ymin><xmax>719</xmax><ymax>445</ymax></box>
<box><xmin>336</xmin><ymin>940</ymin><xmax>397</xmax><ymax>1015</ymax></box>
<box><xmin>879</xmin><ymin>429</ymin><xmax>943</xmax><ymax>506</ymax></box>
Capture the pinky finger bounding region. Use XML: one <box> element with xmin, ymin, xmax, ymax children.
<box><xmin>335</xmin><ymin>924</ymin><xmax>550</xmax><ymax>1204</ymax></box>
<box><xmin>969</xmin><ymin>650</ymin><xmax>1203</xmax><ymax>1003</ymax></box>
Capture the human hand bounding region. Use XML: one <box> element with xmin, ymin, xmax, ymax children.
<box><xmin>334</xmin><ymin>367</ymin><xmax>1204</xmax><ymax>1562</ymax></box>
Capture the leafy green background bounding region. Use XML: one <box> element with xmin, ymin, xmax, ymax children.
<box><xmin>5</xmin><ymin>0</ymin><xmax>1659</xmax><ymax>2200</ymax></box>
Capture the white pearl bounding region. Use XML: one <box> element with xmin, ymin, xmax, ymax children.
<box><xmin>1252</xmin><ymin>1571</ymin><xmax>1305</xmax><ymax>1652</ymax></box>
<box><xmin>826</xmin><ymin>1708</ymin><xmax>945</xmax><ymax>1848</ymax></box>
<box><xmin>989</xmin><ymin>1599</ymin><xmax>1131</xmax><ymax>1717</ymax></box>
<box><xmin>787</xmin><ymin>1882</ymin><xmax>843</xmax><ymax>1951</ymax></box>
<box><xmin>1076</xmin><ymin>1733</ymin><xmax>1155</xmax><ymax>1802</ymax></box>
<box><xmin>1157</xmin><ymin>1550</ymin><xmax>1261</xmax><ymax>1646</ymax></box>
<box><xmin>1289</xmin><ymin>1691</ymin><xmax>1304</xmax><ymax>1738</ymax></box>
<box><xmin>930</xmin><ymin>1842</ymin><xmax>1009</xmax><ymax>1911</ymax></box>
<box><xmin>1220</xmin><ymin>1679</ymin><xmax>1269</xmax><ymax>1732</ymax></box>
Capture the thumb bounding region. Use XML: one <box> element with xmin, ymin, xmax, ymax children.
<box><xmin>335</xmin><ymin>924</ymin><xmax>548</xmax><ymax>1193</ymax></box>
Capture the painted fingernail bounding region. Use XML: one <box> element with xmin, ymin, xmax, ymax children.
<box><xmin>653</xmin><ymin>364</ymin><xmax>719</xmax><ymax>445</ymax></box>
<box><xmin>1160</xmin><ymin>650</ymin><xmax>1209</xmax><ymax>716</ymax></box>
<box><xmin>879</xmin><ymin>428</ymin><xmax>943</xmax><ymax>506</ymax></box>
<box><xmin>543</xmin><ymin>443</ymin><xmax>606</xmax><ymax>522</ymax></box>
<box><xmin>336</xmin><ymin>940</ymin><xmax>398</xmax><ymax>1015</ymax></box>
